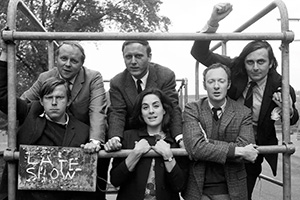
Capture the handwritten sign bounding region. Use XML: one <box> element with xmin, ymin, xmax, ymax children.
<box><xmin>18</xmin><ymin>145</ymin><xmax>97</xmax><ymax>192</ymax></box>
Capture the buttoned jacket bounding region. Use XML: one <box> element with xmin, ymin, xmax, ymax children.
<box><xmin>182</xmin><ymin>97</ymin><xmax>254</xmax><ymax>200</ymax></box>
<box><xmin>191</xmin><ymin>40</ymin><xmax>299</xmax><ymax>175</ymax></box>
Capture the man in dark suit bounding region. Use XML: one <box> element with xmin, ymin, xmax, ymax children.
<box><xmin>0</xmin><ymin>46</ymin><xmax>97</xmax><ymax>199</ymax></box>
<box><xmin>105</xmin><ymin>40</ymin><xmax>183</xmax><ymax>151</ymax></box>
<box><xmin>183</xmin><ymin>63</ymin><xmax>258</xmax><ymax>200</ymax></box>
<box><xmin>19</xmin><ymin>41</ymin><xmax>108</xmax><ymax>199</ymax></box>
<box><xmin>190</xmin><ymin>3</ymin><xmax>299</xmax><ymax>199</ymax></box>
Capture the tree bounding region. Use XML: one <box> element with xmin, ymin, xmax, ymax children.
<box><xmin>0</xmin><ymin>0</ymin><xmax>171</xmax><ymax>96</ymax></box>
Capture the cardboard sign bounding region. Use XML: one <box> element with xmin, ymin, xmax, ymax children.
<box><xmin>18</xmin><ymin>145</ymin><xmax>97</xmax><ymax>192</ymax></box>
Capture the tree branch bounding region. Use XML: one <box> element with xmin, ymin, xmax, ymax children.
<box><xmin>63</xmin><ymin>0</ymin><xmax>80</xmax><ymax>23</ymax></box>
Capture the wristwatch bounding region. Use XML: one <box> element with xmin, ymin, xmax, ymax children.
<box><xmin>177</xmin><ymin>138</ymin><xmax>183</xmax><ymax>144</ymax></box>
<box><xmin>164</xmin><ymin>157</ymin><xmax>174</xmax><ymax>162</ymax></box>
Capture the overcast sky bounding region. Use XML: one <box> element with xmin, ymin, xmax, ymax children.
<box><xmin>82</xmin><ymin>0</ymin><xmax>300</xmax><ymax>94</ymax></box>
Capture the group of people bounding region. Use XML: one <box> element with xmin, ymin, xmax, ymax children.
<box><xmin>0</xmin><ymin>2</ymin><xmax>299</xmax><ymax>200</ymax></box>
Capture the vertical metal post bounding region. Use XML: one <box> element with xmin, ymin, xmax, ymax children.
<box><xmin>6</xmin><ymin>43</ymin><xmax>17</xmax><ymax>200</ymax></box>
<box><xmin>179</xmin><ymin>80</ymin><xmax>183</xmax><ymax>110</ymax></box>
<box><xmin>195</xmin><ymin>61</ymin><xmax>200</xmax><ymax>101</ymax></box>
<box><xmin>48</xmin><ymin>40</ymin><xmax>55</xmax><ymax>69</ymax></box>
<box><xmin>184</xmin><ymin>78</ymin><xmax>188</xmax><ymax>105</ymax></box>
<box><xmin>6</xmin><ymin>0</ymin><xmax>20</xmax><ymax>199</ymax></box>
<box><xmin>281</xmin><ymin>40</ymin><xmax>292</xmax><ymax>200</ymax></box>
<box><xmin>221</xmin><ymin>42</ymin><xmax>227</xmax><ymax>55</ymax></box>
<box><xmin>275</xmin><ymin>0</ymin><xmax>292</xmax><ymax>199</ymax></box>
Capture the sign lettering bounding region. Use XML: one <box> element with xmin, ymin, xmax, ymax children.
<box><xmin>18</xmin><ymin>145</ymin><xmax>97</xmax><ymax>192</ymax></box>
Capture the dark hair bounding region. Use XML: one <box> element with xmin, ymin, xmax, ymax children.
<box><xmin>39</xmin><ymin>77</ymin><xmax>71</xmax><ymax>100</ymax></box>
<box><xmin>122</xmin><ymin>40</ymin><xmax>152</xmax><ymax>56</ymax></box>
<box><xmin>232</xmin><ymin>40</ymin><xmax>278</xmax><ymax>77</ymax></box>
<box><xmin>130</xmin><ymin>88</ymin><xmax>173</xmax><ymax>132</ymax></box>
<box><xmin>203</xmin><ymin>63</ymin><xmax>231</xmax><ymax>83</ymax></box>
<box><xmin>55</xmin><ymin>41</ymin><xmax>86</xmax><ymax>63</ymax></box>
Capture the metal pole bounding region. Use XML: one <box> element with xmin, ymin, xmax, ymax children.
<box><xmin>274</xmin><ymin>0</ymin><xmax>292</xmax><ymax>199</ymax></box>
<box><xmin>195</xmin><ymin>62</ymin><xmax>200</xmax><ymax>101</ymax></box>
<box><xmin>4</xmin><ymin>144</ymin><xmax>295</xmax><ymax>161</ymax></box>
<box><xmin>221</xmin><ymin>42</ymin><xmax>227</xmax><ymax>55</ymax></box>
<box><xmin>2</xmin><ymin>31</ymin><xmax>294</xmax><ymax>41</ymax></box>
<box><xmin>6</xmin><ymin>0</ymin><xmax>19</xmax><ymax>199</ymax></box>
<box><xmin>211</xmin><ymin>0</ymin><xmax>282</xmax><ymax>51</ymax></box>
<box><xmin>47</xmin><ymin>41</ymin><xmax>55</xmax><ymax>70</ymax></box>
<box><xmin>184</xmin><ymin>78</ymin><xmax>188</xmax><ymax>105</ymax></box>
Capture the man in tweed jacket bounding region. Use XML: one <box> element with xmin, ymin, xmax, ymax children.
<box><xmin>182</xmin><ymin>63</ymin><xmax>258</xmax><ymax>200</ymax></box>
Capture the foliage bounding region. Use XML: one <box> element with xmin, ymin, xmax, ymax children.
<box><xmin>0</xmin><ymin>0</ymin><xmax>171</xmax><ymax>96</ymax></box>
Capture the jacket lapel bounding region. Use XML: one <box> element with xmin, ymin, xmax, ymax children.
<box><xmin>258</xmin><ymin>73</ymin><xmax>277</xmax><ymax>126</ymax></box>
<box><xmin>124</xmin><ymin>72</ymin><xmax>138</xmax><ymax>107</ymax></box>
<box><xmin>145</xmin><ymin>64</ymin><xmax>158</xmax><ymax>89</ymax></box>
<box><xmin>70</xmin><ymin>67</ymin><xmax>84</xmax><ymax>103</ymax></box>
<box><xmin>199</xmin><ymin>99</ymin><xmax>213</xmax><ymax>139</ymax></box>
<box><xmin>219</xmin><ymin>99</ymin><xmax>235</xmax><ymax>140</ymax></box>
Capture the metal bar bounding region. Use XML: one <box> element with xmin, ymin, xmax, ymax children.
<box><xmin>274</xmin><ymin>0</ymin><xmax>292</xmax><ymax>199</ymax></box>
<box><xmin>6</xmin><ymin>0</ymin><xmax>19</xmax><ymax>199</ymax></box>
<box><xmin>3</xmin><ymin>144</ymin><xmax>295</xmax><ymax>161</ymax></box>
<box><xmin>259</xmin><ymin>174</ymin><xmax>283</xmax><ymax>186</ymax></box>
<box><xmin>184</xmin><ymin>78</ymin><xmax>188</xmax><ymax>105</ymax></box>
<box><xmin>211</xmin><ymin>0</ymin><xmax>289</xmax><ymax>51</ymax></box>
<box><xmin>178</xmin><ymin>79</ymin><xmax>184</xmax><ymax>109</ymax></box>
<box><xmin>2</xmin><ymin>31</ymin><xmax>294</xmax><ymax>42</ymax></box>
<box><xmin>221</xmin><ymin>42</ymin><xmax>227</xmax><ymax>55</ymax></box>
<box><xmin>47</xmin><ymin>41</ymin><xmax>55</xmax><ymax>70</ymax></box>
<box><xmin>195</xmin><ymin>61</ymin><xmax>200</xmax><ymax>101</ymax></box>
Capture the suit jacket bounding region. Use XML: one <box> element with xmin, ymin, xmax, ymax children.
<box><xmin>191</xmin><ymin>39</ymin><xmax>299</xmax><ymax>176</ymax></box>
<box><xmin>0</xmin><ymin>61</ymin><xmax>91</xmax><ymax>200</ymax></box>
<box><xmin>108</xmin><ymin>62</ymin><xmax>182</xmax><ymax>139</ymax></box>
<box><xmin>21</xmin><ymin>66</ymin><xmax>108</xmax><ymax>143</ymax></box>
<box><xmin>110</xmin><ymin>128</ymin><xmax>189</xmax><ymax>200</ymax></box>
<box><xmin>182</xmin><ymin>97</ymin><xmax>255</xmax><ymax>200</ymax></box>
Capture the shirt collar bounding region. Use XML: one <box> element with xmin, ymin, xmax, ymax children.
<box><xmin>131</xmin><ymin>70</ymin><xmax>149</xmax><ymax>86</ymax></box>
<box><xmin>208</xmin><ymin>98</ymin><xmax>227</xmax><ymax>112</ymax></box>
<box><xmin>248</xmin><ymin>75</ymin><xmax>267</xmax><ymax>89</ymax></box>
<box><xmin>59</xmin><ymin>74</ymin><xmax>77</xmax><ymax>85</ymax></box>
<box><xmin>39</xmin><ymin>112</ymin><xmax>69</xmax><ymax>126</ymax></box>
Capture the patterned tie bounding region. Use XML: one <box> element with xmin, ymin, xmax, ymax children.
<box><xmin>244</xmin><ymin>81</ymin><xmax>257</xmax><ymax>109</ymax></box>
<box><xmin>145</xmin><ymin>159</ymin><xmax>156</xmax><ymax>199</ymax></box>
<box><xmin>212</xmin><ymin>107</ymin><xmax>221</xmax><ymax>121</ymax></box>
<box><xmin>137</xmin><ymin>79</ymin><xmax>143</xmax><ymax>94</ymax></box>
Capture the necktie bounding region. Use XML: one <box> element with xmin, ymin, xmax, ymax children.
<box><xmin>136</xmin><ymin>79</ymin><xmax>142</xmax><ymax>94</ymax></box>
<box><xmin>244</xmin><ymin>81</ymin><xmax>257</xmax><ymax>109</ymax></box>
<box><xmin>68</xmin><ymin>81</ymin><xmax>73</xmax><ymax>91</ymax></box>
<box><xmin>212</xmin><ymin>107</ymin><xmax>221</xmax><ymax>121</ymax></box>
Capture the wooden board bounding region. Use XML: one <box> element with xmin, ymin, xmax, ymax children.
<box><xmin>18</xmin><ymin>145</ymin><xmax>97</xmax><ymax>192</ymax></box>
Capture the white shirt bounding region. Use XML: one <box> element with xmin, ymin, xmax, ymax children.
<box><xmin>208</xmin><ymin>98</ymin><xmax>227</xmax><ymax>119</ymax></box>
<box><xmin>242</xmin><ymin>76</ymin><xmax>267</xmax><ymax>125</ymax></box>
<box><xmin>131</xmin><ymin>71</ymin><xmax>149</xmax><ymax>91</ymax></box>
